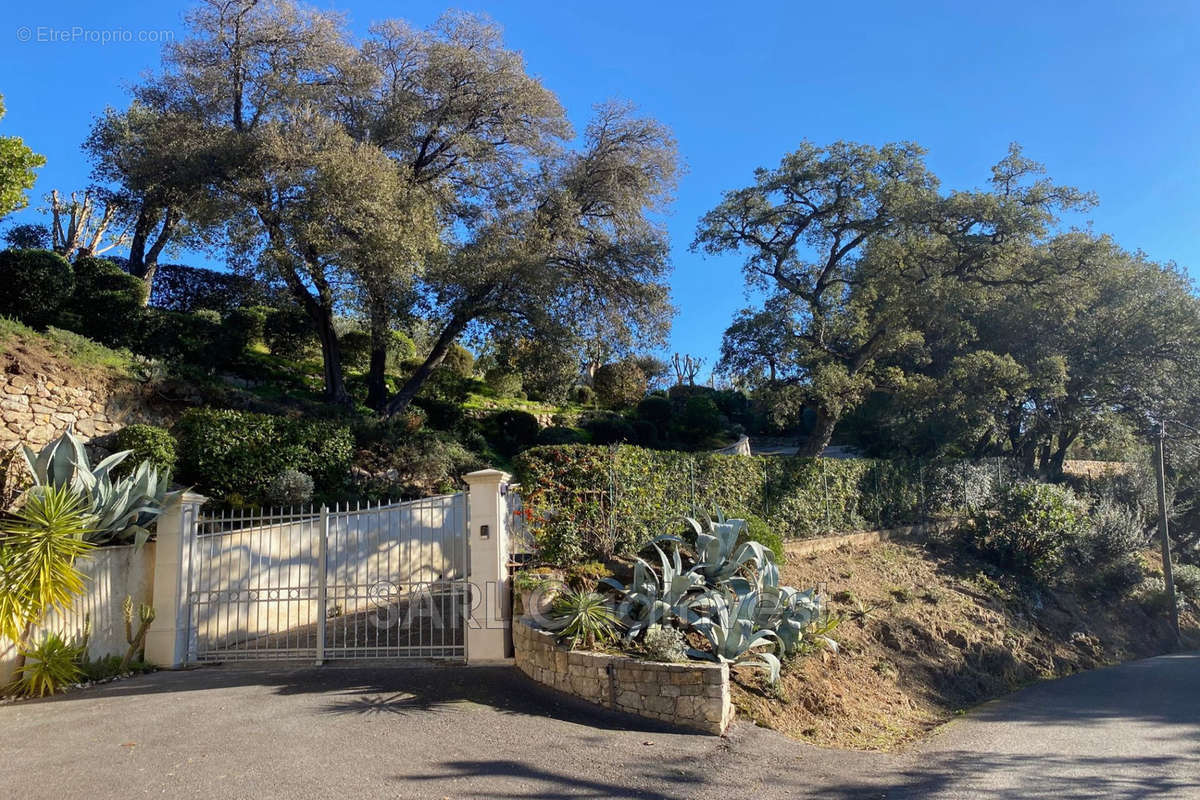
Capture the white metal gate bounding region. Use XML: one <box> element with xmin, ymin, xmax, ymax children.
<box><xmin>185</xmin><ymin>494</ymin><xmax>468</xmax><ymax>663</ymax></box>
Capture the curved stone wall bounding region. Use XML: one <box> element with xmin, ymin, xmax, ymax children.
<box><xmin>513</xmin><ymin>617</ymin><xmax>734</xmax><ymax>735</ymax></box>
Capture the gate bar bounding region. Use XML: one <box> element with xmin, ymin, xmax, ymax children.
<box><xmin>316</xmin><ymin>504</ymin><xmax>329</xmax><ymax>665</ymax></box>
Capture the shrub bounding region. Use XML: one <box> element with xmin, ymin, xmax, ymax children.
<box><xmin>970</xmin><ymin>481</ymin><xmax>1084</xmax><ymax>582</ymax></box>
<box><xmin>263</xmin><ymin>304</ymin><xmax>317</xmax><ymax>359</ymax></box>
<box><xmin>225</xmin><ymin>306</ymin><xmax>267</xmax><ymax>348</ymax></box>
<box><xmin>337</xmin><ymin>330</ymin><xmax>371</xmax><ymax>371</ymax></box>
<box><xmin>592</xmin><ymin>360</ymin><xmax>647</xmax><ymax>408</ymax></box>
<box><xmin>484</xmin><ymin>368</ymin><xmax>523</xmax><ymax>398</ymax></box>
<box><xmin>738</xmin><ymin>513</ymin><xmax>783</xmax><ymax>558</ymax></box>
<box><xmin>113</xmin><ymin>424</ymin><xmax>177</xmax><ymax>475</ymax></box>
<box><xmin>636</xmin><ymin>395</ymin><xmax>673</xmax><ymax>429</ymax></box>
<box><xmin>675</xmin><ymin>395</ymin><xmax>722</xmax><ymax>443</ymax></box>
<box><xmin>174</xmin><ymin>408</ymin><xmax>354</xmax><ymax>504</ymax></box>
<box><xmin>13</xmin><ymin>633</ymin><xmax>83</xmax><ymax>697</ymax></box>
<box><xmin>584</xmin><ymin>415</ymin><xmax>636</xmax><ymax>445</ymax></box>
<box><xmin>1173</xmin><ymin>563</ymin><xmax>1200</xmax><ymax>602</ymax></box>
<box><xmin>412</xmin><ymin>396</ymin><xmax>466</xmax><ymax>430</ymax></box>
<box><xmin>1077</xmin><ymin>498</ymin><xmax>1146</xmax><ymax>569</ymax></box>
<box><xmin>60</xmin><ymin>256</ymin><xmax>147</xmax><ymax>347</ymax></box>
<box><xmin>137</xmin><ymin>308</ymin><xmax>247</xmax><ymax>368</ymax></box>
<box><xmin>631</xmin><ymin>419</ymin><xmax>659</xmax><ymax>446</ymax></box>
<box><xmin>265</xmin><ymin>468</ymin><xmax>314</xmax><ymax>507</ymax></box>
<box><xmin>149</xmin><ymin>263</ymin><xmax>276</xmax><ymax>313</ymax></box>
<box><xmin>0</xmin><ymin>249</ymin><xmax>74</xmax><ymax>328</ymax></box>
<box><xmin>485</xmin><ymin>410</ymin><xmax>540</xmax><ymax>458</ymax></box>
<box><xmin>419</xmin><ymin>366</ymin><xmax>472</xmax><ymax>403</ymax></box>
<box><xmin>641</xmin><ymin>625</ymin><xmax>687</xmax><ymax>663</ymax></box>
<box><xmin>353</xmin><ymin>428</ymin><xmax>483</xmax><ymax>499</ymax></box>
<box><xmin>536</xmin><ymin>426</ymin><xmax>586</xmax><ymax>446</ymax></box>
<box><xmin>442</xmin><ymin>343</ymin><xmax>475</xmax><ymax>377</ymax></box>
<box><xmin>573</xmin><ymin>385</ymin><xmax>596</xmax><ymax>406</ymax></box>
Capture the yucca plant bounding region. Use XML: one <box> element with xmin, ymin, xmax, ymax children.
<box><xmin>21</xmin><ymin>428</ymin><xmax>180</xmax><ymax>547</ymax></box>
<box><xmin>547</xmin><ymin>589</ymin><xmax>621</xmax><ymax>650</ymax></box>
<box><xmin>0</xmin><ymin>484</ymin><xmax>97</xmax><ymax>644</ymax></box>
<box><xmin>12</xmin><ymin>632</ymin><xmax>83</xmax><ymax>697</ymax></box>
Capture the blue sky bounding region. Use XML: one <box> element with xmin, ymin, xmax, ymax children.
<box><xmin>2</xmin><ymin>1</ymin><xmax>1199</xmax><ymax>372</ymax></box>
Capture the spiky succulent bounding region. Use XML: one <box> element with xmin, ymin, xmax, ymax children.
<box><xmin>21</xmin><ymin>428</ymin><xmax>180</xmax><ymax>547</ymax></box>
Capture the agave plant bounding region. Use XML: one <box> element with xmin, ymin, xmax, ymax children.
<box><xmin>21</xmin><ymin>428</ymin><xmax>180</xmax><ymax>547</ymax></box>
<box><xmin>686</xmin><ymin>511</ymin><xmax>777</xmax><ymax>587</ymax></box>
<box><xmin>688</xmin><ymin>585</ymin><xmax>782</xmax><ymax>683</ymax></box>
<box><xmin>602</xmin><ymin>538</ymin><xmax>704</xmax><ymax>637</ymax></box>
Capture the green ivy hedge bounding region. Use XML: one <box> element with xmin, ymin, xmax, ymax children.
<box><xmin>514</xmin><ymin>444</ymin><xmax>932</xmax><ymax>564</ymax></box>
<box><xmin>174</xmin><ymin>408</ymin><xmax>354</xmax><ymax>506</ymax></box>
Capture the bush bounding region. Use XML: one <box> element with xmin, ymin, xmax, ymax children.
<box><xmin>137</xmin><ymin>308</ymin><xmax>246</xmax><ymax>368</ymax></box>
<box><xmin>339</xmin><ymin>330</ymin><xmax>371</xmax><ymax>371</ymax></box>
<box><xmin>174</xmin><ymin>408</ymin><xmax>354</xmax><ymax>504</ymax></box>
<box><xmin>265</xmin><ymin>468</ymin><xmax>314</xmax><ymax>507</ymax></box>
<box><xmin>631</xmin><ymin>419</ymin><xmax>659</xmax><ymax>446</ymax></box>
<box><xmin>353</xmin><ymin>428</ymin><xmax>483</xmax><ymax>499</ymax></box>
<box><xmin>536</xmin><ymin>426</ymin><xmax>586</xmax><ymax>446</ymax></box>
<box><xmin>60</xmin><ymin>256</ymin><xmax>147</xmax><ymax>347</ymax></box>
<box><xmin>13</xmin><ymin>633</ymin><xmax>83</xmax><ymax>697</ymax></box>
<box><xmin>592</xmin><ymin>360</ymin><xmax>647</xmax><ymax>408</ymax></box>
<box><xmin>225</xmin><ymin>306</ymin><xmax>267</xmax><ymax>349</ymax></box>
<box><xmin>484</xmin><ymin>368</ymin><xmax>523</xmax><ymax>398</ymax></box>
<box><xmin>263</xmin><ymin>304</ymin><xmax>317</xmax><ymax>359</ymax></box>
<box><xmin>1174</xmin><ymin>563</ymin><xmax>1200</xmax><ymax>602</ymax></box>
<box><xmin>676</xmin><ymin>395</ymin><xmax>723</xmax><ymax>444</ymax></box>
<box><xmin>442</xmin><ymin>343</ymin><xmax>475</xmax><ymax>377</ymax></box>
<box><xmin>970</xmin><ymin>481</ymin><xmax>1084</xmax><ymax>582</ymax></box>
<box><xmin>485</xmin><ymin>410</ymin><xmax>541</xmax><ymax>458</ymax></box>
<box><xmin>113</xmin><ymin>424</ymin><xmax>177</xmax><ymax>475</ymax></box>
<box><xmin>738</xmin><ymin>513</ymin><xmax>783</xmax><ymax>558</ymax></box>
<box><xmin>641</xmin><ymin>625</ymin><xmax>687</xmax><ymax>663</ymax></box>
<box><xmin>584</xmin><ymin>415</ymin><xmax>636</xmax><ymax>445</ymax></box>
<box><xmin>0</xmin><ymin>249</ymin><xmax>74</xmax><ymax>328</ymax></box>
<box><xmin>149</xmin><ymin>263</ymin><xmax>277</xmax><ymax>313</ymax></box>
<box><xmin>636</xmin><ymin>395</ymin><xmax>673</xmax><ymax>429</ymax></box>
<box><xmin>573</xmin><ymin>385</ymin><xmax>596</xmax><ymax>406</ymax></box>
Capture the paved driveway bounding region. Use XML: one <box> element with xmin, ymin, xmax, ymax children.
<box><xmin>1</xmin><ymin>652</ymin><xmax>1197</xmax><ymax>799</ymax></box>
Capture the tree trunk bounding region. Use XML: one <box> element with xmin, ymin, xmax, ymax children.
<box><xmin>799</xmin><ymin>406</ymin><xmax>837</xmax><ymax>457</ymax></box>
<box><xmin>366</xmin><ymin>339</ymin><xmax>389</xmax><ymax>411</ymax></box>
<box><xmin>127</xmin><ymin>204</ymin><xmax>179</xmax><ymax>303</ymax></box>
<box><xmin>313</xmin><ymin>311</ymin><xmax>350</xmax><ymax>406</ymax></box>
<box><xmin>382</xmin><ymin>317</ymin><xmax>467</xmax><ymax>417</ymax></box>
<box><xmin>1045</xmin><ymin>428</ymin><xmax>1078</xmax><ymax>480</ymax></box>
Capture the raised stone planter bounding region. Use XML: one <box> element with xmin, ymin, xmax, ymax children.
<box><xmin>513</xmin><ymin>617</ymin><xmax>734</xmax><ymax>735</ymax></box>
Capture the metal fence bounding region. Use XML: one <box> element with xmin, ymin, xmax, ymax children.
<box><xmin>187</xmin><ymin>494</ymin><xmax>468</xmax><ymax>663</ymax></box>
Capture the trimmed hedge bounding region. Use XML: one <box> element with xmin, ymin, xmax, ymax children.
<box><xmin>514</xmin><ymin>444</ymin><xmax>931</xmax><ymax>564</ymax></box>
<box><xmin>0</xmin><ymin>249</ymin><xmax>74</xmax><ymax>328</ymax></box>
<box><xmin>113</xmin><ymin>424</ymin><xmax>177</xmax><ymax>475</ymax></box>
<box><xmin>174</xmin><ymin>408</ymin><xmax>354</xmax><ymax>505</ymax></box>
<box><xmin>149</xmin><ymin>263</ymin><xmax>277</xmax><ymax>313</ymax></box>
<box><xmin>60</xmin><ymin>256</ymin><xmax>148</xmax><ymax>347</ymax></box>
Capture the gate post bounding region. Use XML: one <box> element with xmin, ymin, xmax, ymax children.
<box><xmin>145</xmin><ymin>491</ymin><xmax>207</xmax><ymax>668</ymax></box>
<box><xmin>464</xmin><ymin>469</ymin><xmax>512</xmax><ymax>663</ymax></box>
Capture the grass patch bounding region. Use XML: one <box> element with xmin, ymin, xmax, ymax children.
<box><xmin>0</xmin><ymin>317</ymin><xmax>134</xmax><ymax>375</ymax></box>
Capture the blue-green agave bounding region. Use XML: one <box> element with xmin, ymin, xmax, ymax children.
<box><xmin>21</xmin><ymin>428</ymin><xmax>181</xmax><ymax>547</ymax></box>
<box><xmin>602</xmin><ymin>537</ymin><xmax>705</xmax><ymax>637</ymax></box>
<box><xmin>688</xmin><ymin>585</ymin><xmax>782</xmax><ymax>683</ymax></box>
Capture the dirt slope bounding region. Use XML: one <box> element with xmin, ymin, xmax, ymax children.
<box><xmin>732</xmin><ymin>540</ymin><xmax>1197</xmax><ymax>751</ymax></box>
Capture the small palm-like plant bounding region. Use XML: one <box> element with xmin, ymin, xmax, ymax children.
<box><xmin>547</xmin><ymin>590</ymin><xmax>620</xmax><ymax>650</ymax></box>
<box><xmin>13</xmin><ymin>632</ymin><xmax>83</xmax><ymax>697</ymax></box>
<box><xmin>0</xmin><ymin>484</ymin><xmax>96</xmax><ymax>643</ymax></box>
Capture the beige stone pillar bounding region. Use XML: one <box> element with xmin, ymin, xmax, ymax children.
<box><xmin>463</xmin><ymin>469</ymin><xmax>512</xmax><ymax>663</ymax></box>
<box><xmin>144</xmin><ymin>492</ymin><xmax>206</xmax><ymax>667</ymax></box>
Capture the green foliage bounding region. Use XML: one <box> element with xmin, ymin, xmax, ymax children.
<box><xmin>677</xmin><ymin>394</ymin><xmax>722</xmax><ymax>443</ymax></box>
<box><xmin>535</xmin><ymin>426</ymin><xmax>586</xmax><ymax>446</ymax></box>
<box><xmin>0</xmin><ymin>485</ymin><xmax>96</xmax><ymax>643</ymax></box>
<box><xmin>0</xmin><ymin>95</ymin><xmax>46</xmax><ymax>219</ymax></box>
<box><xmin>174</xmin><ymin>408</ymin><xmax>353</xmax><ymax>505</ymax></box>
<box><xmin>351</xmin><ymin>427</ymin><xmax>482</xmax><ymax>500</ymax></box>
<box><xmin>514</xmin><ymin>444</ymin><xmax>930</xmax><ymax>564</ymax></box>
<box><xmin>22</xmin><ymin>428</ymin><xmax>177</xmax><ymax>547</ymax></box>
<box><xmin>484</xmin><ymin>410</ymin><xmax>540</xmax><ymax>458</ymax></box>
<box><xmin>636</xmin><ymin>395</ymin><xmax>672</xmax><ymax>427</ymax></box>
<box><xmin>0</xmin><ymin>249</ymin><xmax>74</xmax><ymax>328</ymax></box>
<box><xmin>113</xmin><ymin>425</ymin><xmax>177</xmax><ymax>476</ymax></box>
<box><xmin>738</xmin><ymin>513</ymin><xmax>783</xmax><ymax>558</ymax></box>
<box><xmin>225</xmin><ymin>306</ymin><xmax>268</xmax><ymax>348</ymax></box>
<box><xmin>12</xmin><ymin>633</ymin><xmax>83</xmax><ymax>697</ymax></box>
<box><xmin>339</xmin><ymin>330</ymin><xmax>371</xmax><ymax>371</ymax></box>
<box><xmin>970</xmin><ymin>481</ymin><xmax>1084</xmax><ymax>582</ymax></box>
<box><xmin>442</xmin><ymin>343</ymin><xmax>475</xmax><ymax>378</ymax></box>
<box><xmin>573</xmin><ymin>385</ymin><xmax>596</xmax><ymax>406</ymax></box>
<box><xmin>263</xmin><ymin>304</ymin><xmax>317</xmax><ymax>359</ymax></box>
<box><xmin>139</xmin><ymin>308</ymin><xmax>250</xmax><ymax>368</ymax></box>
<box><xmin>583</xmin><ymin>415</ymin><xmax>635</xmax><ymax>445</ymax></box>
<box><xmin>265</xmin><ymin>468</ymin><xmax>314</xmax><ymax>507</ymax></box>
<box><xmin>688</xmin><ymin>586</ymin><xmax>781</xmax><ymax>683</ymax></box>
<box><xmin>592</xmin><ymin>360</ymin><xmax>647</xmax><ymax>408</ymax></box>
<box><xmin>484</xmin><ymin>368</ymin><xmax>523</xmax><ymax>398</ymax></box>
<box><xmin>59</xmin><ymin>256</ymin><xmax>147</xmax><ymax>347</ymax></box>
<box><xmin>547</xmin><ymin>589</ymin><xmax>620</xmax><ymax>649</ymax></box>
<box><xmin>1173</xmin><ymin>563</ymin><xmax>1200</xmax><ymax>603</ymax></box>
<box><xmin>149</xmin><ymin>263</ymin><xmax>278</xmax><ymax>314</ymax></box>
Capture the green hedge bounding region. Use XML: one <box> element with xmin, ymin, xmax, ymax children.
<box><xmin>514</xmin><ymin>444</ymin><xmax>931</xmax><ymax>564</ymax></box>
<box><xmin>113</xmin><ymin>424</ymin><xmax>177</xmax><ymax>475</ymax></box>
<box><xmin>174</xmin><ymin>408</ymin><xmax>354</xmax><ymax>505</ymax></box>
<box><xmin>0</xmin><ymin>249</ymin><xmax>74</xmax><ymax>328</ymax></box>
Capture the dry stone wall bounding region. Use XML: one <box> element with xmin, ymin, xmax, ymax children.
<box><xmin>513</xmin><ymin>617</ymin><xmax>734</xmax><ymax>735</ymax></box>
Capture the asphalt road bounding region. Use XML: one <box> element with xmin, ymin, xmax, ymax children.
<box><xmin>0</xmin><ymin>652</ymin><xmax>1196</xmax><ymax>799</ymax></box>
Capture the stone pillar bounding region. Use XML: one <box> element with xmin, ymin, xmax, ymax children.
<box><xmin>463</xmin><ymin>469</ymin><xmax>512</xmax><ymax>663</ymax></box>
<box><xmin>145</xmin><ymin>492</ymin><xmax>206</xmax><ymax>667</ymax></box>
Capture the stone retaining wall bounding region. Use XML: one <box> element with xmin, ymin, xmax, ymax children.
<box><xmin>513</xmin><ymin>617</ymin><xmax>734</xmax><ymax>735</ymax></box>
